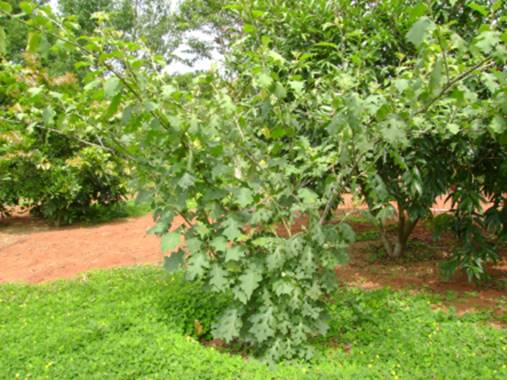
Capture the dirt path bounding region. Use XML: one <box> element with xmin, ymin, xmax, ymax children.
<box><xmin>0</xmin><ymin>214</ymin><xmax>163</xmax><ymax>283</ymax></box>
<box><xmin>1</xmin><ymin>211</ymin><xmax>506</xmax><ymax>319</ymax></box>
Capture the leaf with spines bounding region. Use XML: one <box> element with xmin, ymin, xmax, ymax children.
<box><xmin>186</xmin><ymin>253</ymin><xmax>209</xmax><ymax>280</ymax></box>
<box><xmin>209</xmin><ymin>264</ymin><xmax>229</xmax><ymax>292</ymax></box>
<box><xmin>249</xmin><ymin>307</ymin><xmax>275</xmax><ymax>343</ymax></box>
<box><xmin>225</xmin><ymin>246</ymin><xmax>245</xmax><ymax>262</ymax></box>
<box><xmin>236</xmin><ymin>267</ymin><xmax>262</xmax><ymax>303</ymax></box>
<box><xmin>222</xmin><ymin>217</ymin><xmax>243</xmax><ymax>241</ymax></box>
<box><xmin>235</xmin><ymin>188</ymin><xmax>254</xmax><ymax>208</ymax></box>
<box><xmin>213</xmin><ymin>308</ymin><xmax>242</xmax><ymax>343</ymax></box>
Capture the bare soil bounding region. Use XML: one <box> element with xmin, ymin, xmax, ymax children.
<box><xmin>1</xmin><ymin>208</ymin><xmax>506</xmax><ymax>319</ymax></box>
<box><xmin>336</xmin><ymin>222</ymin><xmax>507</xmax><ymax>318</ymax></box>
<box><xmin>0</xmin><ymin>213</ymin><xmax>164</xmax><ymax>283</ymax></box>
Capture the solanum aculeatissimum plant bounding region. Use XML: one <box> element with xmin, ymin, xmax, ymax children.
<box><xmin>1</xmin><ymin>0</ymin><xmax>506</xmax><ymax>360</ymax></box>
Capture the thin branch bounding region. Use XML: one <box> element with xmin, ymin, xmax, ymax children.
<box><xmin>435</xmin><ymin>28</ymin><xmax>450</xmax><ymax>83</ymax></box>
<box><xmin>415</xmin><ymin>56</ymin><xmax>494</xmax><ymax>115</ymax></box>
<box><xmin>319</xmin><ymin>186</ymin><xmax>339</xmax><ymax>225</ymax></box>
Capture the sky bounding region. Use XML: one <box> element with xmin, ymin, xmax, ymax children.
<box><xmin>49</xmin><ymin>0</ymin><xmax>58</xmax><ymax>11</ymax></box>
<box><xmin>47</xmin><ymin>0</ymin><xmax>219</xmax><ymax>73</ymax></box>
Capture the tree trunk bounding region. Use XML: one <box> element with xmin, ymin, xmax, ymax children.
<box><xmin>381</xmin><ymin>204</ymin><xmax>420</xmax><ymax>258</ymax></box>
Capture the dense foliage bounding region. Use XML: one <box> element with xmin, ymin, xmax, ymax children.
<box><xmin>0</xmin><ymin>267</ymin><xmax>506</xmax><ymax>379</ymax></box>
<box><xmin>0</xmin><ymin>50</ymin><xmax>127</xmax><ymax>223</ymax></box>
<box><xmin>0</xmin><ymin>0</ymin><xmax>506</xmax><ymax>361</ymax></box>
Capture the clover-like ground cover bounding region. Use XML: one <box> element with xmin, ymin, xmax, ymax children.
<box><xmin>0</xmin><ymin>267</ymin><xmax>505</xmax><ymax>379</ymax></box>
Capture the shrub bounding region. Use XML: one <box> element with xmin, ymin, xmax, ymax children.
<box><xmin>0</xmin><ymin>56</ymin><xmax>127</xmax><ymax>224</ymax></box>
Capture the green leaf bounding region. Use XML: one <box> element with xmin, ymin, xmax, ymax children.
<box><xmin>213</xmin><ymin>308</ymin><xmax>242</xmax><ymax>343</ymax></box>
<box><xmin>236</xmin><ymin>188</ymin><xmax>253</xmax><ymax>208</ymax></box>
<box><xmin>236</xmin><ymin>267</ymin><xmax>262</xmax><ymax>304</ymax></box>
<box><xmin>266</xmin><ymin>247</ymin><xmax>285</xmax><ymax>271</ymax></box>
<box><xmin>161</xmin><ymin>232</ymin><xmax>180</xmax><ymax>253</ymax></box>
<box><xmin>466</xmin><ymin>2</ymin><xmax>489</xmax><ymax>16</ymax></box>
<box><xmin>19</xmin><ymin>2</ymin><xmax>34</xmax><ymax>14</ymax></box>
<box><xmin>298</xmin><ymin>188</ymin><xmax>318</xmax><ymax>204</ymax></box>
<box><xmin>222</xmin><ymin>217</ymin><xmax>243</xmax><ymax>241</ymax></box>
<box><xmin>0</xmin><ymin>2</ymin><xmax>12</xmax><ymax>13</ymax></box>
<box><xmin>313</xmin><ymin>41</ymin><xmax>339</xmax><ymax>49</ymax></box>
<box><xmin>249</xmin><ymin>307</ymin><xmax>275</xmax><ymax>343</ymax></box>
<box><xmin>267</xmin><ymin>50</ymin><xmax>286</xmax><ymax>65</ymax></box>
<box><xmin>475</xmin><ymin>31</ymin><xmax>500</xmax><ymax>54</ymax></box>
<box><xmin>338</xmin><ymin>223</ymin><xmax>356</xmax><ymax>243</ymax></box>
<box><xmin>209</xmin><ymin>264</ymin><xmax>229</xmax><ymax>292</ymax></box>
<box><xmin>394</xmin><ymin>79</ymin><xmax>409</xmax><ymax>94</ymax></box>
<box><xmin>273</xmin><ymin>279</ymin><xmax>294</xmax><ymax>296</ymax></box>
<box><xmin>251</xmin><ymin>208</ymin><xmax>272</xmax><ymax>224</ymax></box>
<box><xmin>185</xmin><ymin>237</ymin><xmax>202</xmax><ymax>254</ymax></box>
<box><xmin>144</xmin><ymin>101</ymin><xmax>158</xmax><ymax>112</ymax></box>
<box><xmin>274</xmin><ymin>82</ymin><xmax>287</xmax><ymax>99</ymax></box>
<box><xmin>289</xmin><ymin>80</ymin><xmax>305</xmax><ymax>96</ymax></box>
<box><xmin>0</xmin><ymin>27</ymin><xmax>6</xmax><ymax>56</ymax></box>
<box><xmin>243</xmin><ymin>23</ymin><xmax>255</xmax><ymax>33</ymax></box>
<box><xmin>103</xmin><ymin>93</ymin><xmax>122</xmax><ymax>120</ymax></box>
<box><xmin>163</xmin><ymin>251</ymin><xmax>184</xmax><ymax>273</ymax></box>
<box><xmin>42</xmin><ymin>107</ymin><xmax>55</xmax><ymax>126</ymax></box>
<box><xmin>489</xmin><ymin>115</ymin><xmax>506</xmax><ymax>135</ymax></box>
<box><xmin>447</xmin><ymin>123</ymin><xmax>460</xmax><ymax>135</ymax></box>
<box><xmin>381</xmin><ymin>117</ymin><xmax>407</xmax><ymax>145</ymax></box>
<box><xmin>27</xmin><ymin>32</ymin><xmax>42</xmax><ymax>53</ymax></box>
<box><xmin>186</xmin><ymin>253</ymin><xmax>209</xmax><ymax>280</ymax></box>
<box><xmin>178</xmin><ymin>173</ymin><xmax>195</xmax><ymax>189</ymax></box>
<box><xmin>210</xmin><ymin>236</ymin><xmax>228</xmax><ymax>252</ymax></box>
<box><xmin>225</xmin><ymin>246</ymin><xmax>245</xmax><ymax>262</ymax></box>
<box><xmin>406</xmin><ymin>17</ymin><xmax>435</xmax><ymax>47</ymax></box>
<box><xmin>257</xmin><ymin>72</ymin><xmax>273</xmax><ymax>88</ymax></box>
<box><xmin>429</xmin><ymin>59</ymin><xmax>443</xmax><ymax>93</ymax></box>
<box><xmin>104</xmin><ymin>77</ymin><xmax>121</xmax><ymax>98</ymax></box>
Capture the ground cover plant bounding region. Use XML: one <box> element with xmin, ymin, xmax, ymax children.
<box><xmin>0</xmin><ymin>0</ymin><xmax>506</xmax><ymax>362</ymax></box>
<box><xmin>0</xmin><ymin>267</ymin><xmax>506</xmax><ymax>379</ymax></box>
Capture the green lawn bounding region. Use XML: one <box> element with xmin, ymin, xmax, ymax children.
<box><xmin>0</xmin><ymin>267</ymin><xmax>505</xmax><ymax>379</ymax></box>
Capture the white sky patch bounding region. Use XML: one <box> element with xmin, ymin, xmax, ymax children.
<box><xmin>46</xmin><ymin>0</ymin><xmax>222</xmax><ymax>73</ymax></box>
<box><xmin>165</xmin><ymin>29</ymin><xmax>224</xmax><ymax>74</ymax></box>
<box><xmin>49</xmin><ymin>0</ymin><xmax>58</xmax><ymax>11</ymax></box>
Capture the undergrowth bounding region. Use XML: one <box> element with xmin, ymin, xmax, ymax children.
<box><xmin>0</xmin><ymin>267</ymin><xmax>505</xmax><ymax>379</ymax></box>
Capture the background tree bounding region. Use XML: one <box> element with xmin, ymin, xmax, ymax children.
<box><xmin>58</xmin><ymin>0</ymin><xmax>179</xmax><ymax>56</ymax></box>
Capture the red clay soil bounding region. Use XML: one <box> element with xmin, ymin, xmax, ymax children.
<box><xmin>0</xmin><ymin>214</ymin><xmax>168</xmax><ymax>283</ymax></box>
<box><xmin>1</xmin><ymin>209</ymin><xmax>506</xmax><ymax>318</ymax></box>
<box><xmin>336</xmin><ymin>222</ymin><xmax>507</xmax><ymax>316</ymax></box>
<box><xmin>0</xmin><ymin>195</ymin><xmax>455</xmax><ymax>284</ymax></box>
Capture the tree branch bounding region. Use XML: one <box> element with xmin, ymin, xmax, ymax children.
<box><xmin>415</xmin><ymin>56</ymin><xmax>494</xmax><ymax>115</ymax></box>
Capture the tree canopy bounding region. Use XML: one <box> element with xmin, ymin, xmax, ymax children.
<box><xmin>0</xmin><ymin>0</ymin><xmax>506</xmax><ymax>361</ymax></box>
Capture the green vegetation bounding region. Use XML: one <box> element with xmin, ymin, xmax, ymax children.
<box><xmin>1</xmin><ymin>0</ymin><xmax>506</xmax><ymax>362</ymax></box>
<box><xmin>0</xmin><ymin>268</ymin><xmax>505</xmax><ymax>379</ymax></box>
<box><xmin>75</xmin><ymin>199</ymin><xmax>151</xmax><ymax>225</ymax></box>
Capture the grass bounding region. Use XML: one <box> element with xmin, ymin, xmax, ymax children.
<box><xmin>1</xmin><ymin>267</ymin><xmax>506</xmax><ymax>379</ymax></box>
